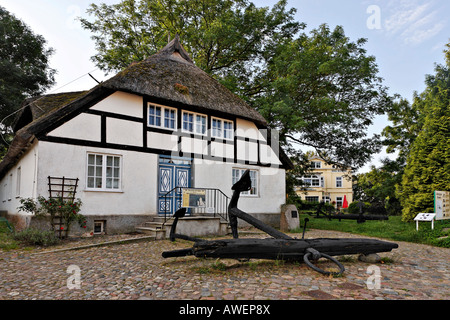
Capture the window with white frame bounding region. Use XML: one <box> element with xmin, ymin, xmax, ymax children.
<box><xmin>305</xmin><ymin>196</ymin><xmax>319</xmax><ymax>203</ymax></box>
<box><xmin>182</xmin><ymin>111</ymin><xmax>206</xmax><ymax>135</ymax></box>
<box><xmin>232</xmin><ymin>168</ymin><xmax>258</xmax><ymax>196</ymax></box>
<box><xmin>87</xmin><ymin>153</ymin><xmax>122</xmax><ymax>191</ymax></box>
<box><xmin>16</xmin><ymin>167</ymin><xmax>21</xmax><ymax>197</ymax></box>
<box><xmin>223</xmin><ymin>120</ymin><xmax>233</xmax><ymax>139</ymax></box>
<box><xmin>212</xmin><ymin>117</ymin><xmax>233</xmax><ymax>140</ymax></box>
<box><xmin>212</xmin><ymin>118</ymin><xmax>222</xmax><ymax>138</ymax></box>
<box><xmin>310</xmin><ymin>161</ymin><xmax>322</xmax><ymax>169</ymax></box>
<box><xmin>148</xmin><ymin>103</ymin><xmax>176</xmax><ymax>130</ymax></box>
<box><xmin>7</xmin><ymin>173</ymin><xmax>12</xmax><ymax>201</ymax></box>
<box><xmin>336</xmin><ymin>196</ymin><xmax>343</xmax><ymax>208</ymax></box>
<box><xmin>301</xmin><ymin>175</ymin><xmax>322</xmax><ymax>187</ymax></box>
<box><xmin>336</xmin><ymin>176</ymin><xmax>343</xmax><ymax>188</ymax></box>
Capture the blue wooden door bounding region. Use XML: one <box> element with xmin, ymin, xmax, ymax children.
<box><xmin>158</xmin><ymin>164</ymin><xmax>174</xmax><ymax>214</ymax></box>
<box><xmin>158</xmin><ymin>160</ymin><xmax>191</xmax><ymax>215</ymax></box>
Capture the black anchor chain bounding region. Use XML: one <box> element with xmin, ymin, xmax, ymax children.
<box><xmin>303</xmin><ymin>248</ymin><xmax>345</xmax><ymax>276</ymax></box>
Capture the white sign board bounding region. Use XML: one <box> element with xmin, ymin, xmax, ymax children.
<box><xmin>414</xmin><ymin>213</ymin><xmax>436</xmax><ymax>231</ymax></box>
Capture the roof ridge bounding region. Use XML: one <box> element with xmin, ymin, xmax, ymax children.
<box><xmin>153</xmin><ymin>33</ymin><xmax>193</xmax><ymax>64</ymax></box>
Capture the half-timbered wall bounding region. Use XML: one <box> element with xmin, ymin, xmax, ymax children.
<box><xmin>1</xmin><ymin>90</ymin><xmax>286</xmax><ymax>221</ymax></box>
<box><xmin>43</xmin><ymin>91</ymin><xmax>283</xmax><ymax>168</ymax></box>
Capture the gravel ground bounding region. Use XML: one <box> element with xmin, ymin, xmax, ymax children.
<box><xmin>0</xmin><ymin>229</ymin><xmax>448</xmax><ymax>300</ymax></box>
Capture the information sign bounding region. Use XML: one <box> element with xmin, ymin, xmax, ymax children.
<box><xmin>414</xmin><ymin>213</ymin><xmax>436</xmax><ymax>231</ymax></box>
<box><xmin>435</xmin><ymin>191</ymin><xmax>450</xmax><ymax>220</ymax></box>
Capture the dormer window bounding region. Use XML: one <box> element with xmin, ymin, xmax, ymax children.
<box><xmin>310</xmin><ymin>161</ymin><xmax>321</xmax><ymax>169</ymax></box>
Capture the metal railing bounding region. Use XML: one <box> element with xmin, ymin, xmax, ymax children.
<box><xmin>163</xmin><ymin>187</ymin><xmax>230</xmax><ymax>223</ymax></box>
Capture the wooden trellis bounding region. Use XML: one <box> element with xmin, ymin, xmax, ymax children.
<box><xmin>48</xmin><ymin>176</ymin><xmax>79</xmax><ymax>202</ymax></box>
<box><xmin>47</xmin><ymin>176</ymin><xmax>79</xmax><ymax>238</ymax></box>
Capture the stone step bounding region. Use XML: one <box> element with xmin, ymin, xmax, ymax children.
<box><xmin>151</xmin><ymin>216</ymin><xmax>169</xmax><ymax>223</ymax></box>
<box><xmin>135</xmin><ymin>226</ymin><xmax>166</xmax><ymax>240</ymax></box>
<box><xmin>143</xmin><ymin>221</ymin><xmax>165</xmax><ymax>229</ymax></box>
<box><xmin>137</xmin><ymin>215</ymin><xmax>230</xmax><ymax>240</ymax></box>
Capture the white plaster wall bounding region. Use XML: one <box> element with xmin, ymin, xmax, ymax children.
<box><xmin>236</xmin><ymin>118</ymin><xmax>265</xmax><ymax>141</ymax></box>
<box><xmin>192</xmin><ymin>159</ymin><xmax>285</xmax><ymax>214</ymax></box>
<box><xmin>181</xmin><ymin>136</ymin><xmax>208</xmax><ymax>155</ymax></box>
<box><xmin>236</xmin><ymin>140</ymin><xmax>258</xmax><ymax>162</ymax></box>
<box><xmin>36</xmin><ymin>141</ymin><xmax>158</xmax><ymax>216</ymax></box>
<box><xmin>107</xmin><ymin>118</ymin><xmax>143</xmax><ymax>146</ymax></box>
<box><xmin>147</xmin><ymin>132</ymin><xmax>178</xmax><ymax>151</ymax></box>
<box><xmin>211</xmin><ymin>141</ymin><xmax>233</xmax><ymax>158</ymax></box>
<box><xmin>0</xmin><ymin>141</ymin><xmax>38</xmax><ymax>215</ymax></box>
<box><xmin>259</xmin><ymin>144</ymin><xmax>282</xmax><ymax>165</ymax></box>
<box><xmin>48</xmin><ymin>113</ymin><xmax>101</xmax><ymax>141</ymax></box>
<box><xmin>90</xmin><ymin>91</ymin><xmax>143</xmax><ymax>118</ymax></box>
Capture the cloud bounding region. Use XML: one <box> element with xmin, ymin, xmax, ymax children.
<box><xmin>383</xmin><ymin>0</ymin><xmax>446</xmax><ymax>45</ymax></box>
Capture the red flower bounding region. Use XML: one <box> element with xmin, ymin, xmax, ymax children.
<box><xmin>60</xmin><ymin>227</ymin><xmax>64</xmax><ymax>230</ymax></box>
<box><xmin>83</xmin><ymin>226</ymin><xmax>87</xmax><ymax>228</ymax></box>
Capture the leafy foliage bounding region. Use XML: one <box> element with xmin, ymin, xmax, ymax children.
<box><xmin>79</xmin><ymin>0</ymin><xmax>301</xmax><ymax>75</ymax></box>
<box><xmin>13</xmin><ymin>228</ymin><xmax>60</xmax><ymax>247</ymax></box>
<box><xmin>353</xmin><ymin>158</ymin><xmax>403</xmax><ymax>215</ymax></box>
<box><xmin>258</xmin><ymin>24</ymin><xmax>393</xmax><ymax>169</ymax></box>
<box><xmin>80</xmin><ymin>0</ymin><xmax>393</xmax><ymax>170</ymax></box>
<box><xmin>0</xmin><ymin>6</ymin><xmax>55</xmax><ymax>127</ymax></box>
<box><xmin>399</xmin><ymin>46</ymin><xmax>450</xmax><ymax>221</ymax></box>
<box><xmin>18</xmin><ymin>196</ymin><xmax>86</xmax><ymax>236</ymax></box>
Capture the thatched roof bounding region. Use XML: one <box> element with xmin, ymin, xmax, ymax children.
<box><xmin>0</xmin><ymin>36</ymin><xmax>290</xmax><ymax>180</ymax></box>
<box><xmin>101</xmin><ymin>35</ymin><xmax>267</xmax><ymax>124</ymax></box>
<box><xmin>13</xmin><ymin>91</ymin><xmax>87</xmax><ymax>132</ymax></box>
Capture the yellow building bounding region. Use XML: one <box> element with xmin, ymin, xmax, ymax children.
<box><xmin>295</xmin><ymin>155</ymin><xmax>353</xmax><ymax>209</ymax></box>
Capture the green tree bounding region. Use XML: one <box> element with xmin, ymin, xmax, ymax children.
<box><xmin>79</xmin><ymin>0</ymin><xmax>301</xmax><ymax>75</ymax></box>
<box><xmin>0</xmin><ymin>6</ymin><xmax>56</xmax><ymax>124</ymax></box>
<box><xmin>257</xmin><ymin>24</ymin><xmax>393</xmax><ymax>169</ymax></box>
<box><xmin>80</xmin><ymin>0</ymin><xmax>393</xmax><ymax>170</ymax></box>
<box><xmin>354</xmin><ymin>158</ymin><xmax>403</xmax><ymax>215</ymax></box>
<box><xmin>382</xmin><ymin>96</ymin><xmax>424</xmax><ymax>164</ymax></box>
<box><xmin>399</xmin><ymin>44</ymin><xmax>450</xmax><ymax>221</ymax></box>
<box><xmin>0</xmin><ymin>6</ymin><xmax>56</xmax><ymax>158</ymax></box>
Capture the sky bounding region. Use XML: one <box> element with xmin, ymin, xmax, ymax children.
<box><xmin>1</xmin><ymin>0</ymin><xmax>449</xmax><ymax>172</ymax></box>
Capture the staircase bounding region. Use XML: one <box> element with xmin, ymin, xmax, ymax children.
<box><xmin>135</xmin><ymin>216</ymin><xmax>169</xmax><ymax>240</ymax></box>
<box><xmin>135</xmin><ymin>215</ymin><xmax>230</xmax><ymax>240</ymax></box>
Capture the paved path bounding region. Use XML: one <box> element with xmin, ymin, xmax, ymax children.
<box><xmin>0</xmin><ymin>229</ymin><xmax>448</xmax><ymax>300</ymax></box>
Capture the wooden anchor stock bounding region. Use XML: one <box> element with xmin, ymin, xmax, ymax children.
<box><xmin>162</xmin><ymin>170</ymin><xmax>398</xmax><ymax>276</ymax></box>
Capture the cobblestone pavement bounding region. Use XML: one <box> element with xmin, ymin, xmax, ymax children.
<box><xmin>0</xmin><ymin>229</ymin><xmax>448</xmax><ymax>300</ymax></box>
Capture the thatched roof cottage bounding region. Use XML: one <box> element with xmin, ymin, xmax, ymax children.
<box><xmin>0</xmin><ymin>35</ymin><xmax>291</xmax><ymax>237</ymax></box>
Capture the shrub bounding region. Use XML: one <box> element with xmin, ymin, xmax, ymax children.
<box><xmin>14</xmin><ymin>228</ymin><xmax>60</xmax><ymax>247</ymax></box>
<box><xmin>348</xmin><ymin>201</ymin><xmax>388</xmax><ymax>215</ymax></box>
<box><xmin>18</xmin><ymin>196</ymin><xmax>86</xmax><ymax>238</ymax></box>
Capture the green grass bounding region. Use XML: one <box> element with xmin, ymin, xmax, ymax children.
<box><xmin>0</xmin><ymin>223</ymin><xmax>20</xmax><ymax>251</ymax></box>
<box><xmin>292</xmin><ymin>214</ymin><xmax>450</xmax><ymax>248</ymax></box>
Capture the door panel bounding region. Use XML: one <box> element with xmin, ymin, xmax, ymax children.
<box><xmin>158</xmin><ymin>160</ymin><xmax>191</xmax><ymax>214</ymax></box>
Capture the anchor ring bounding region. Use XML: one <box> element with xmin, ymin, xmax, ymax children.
<box><xmin>303</xmin><ymin>249</ymin><xmax>345</xmax><ymax>276</ymax></box>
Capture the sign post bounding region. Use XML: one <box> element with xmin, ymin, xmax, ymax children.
<box><xmin>414</xmin><ymin>213</ymin><xmax>436</xmax><ymax>231</ymax></box>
